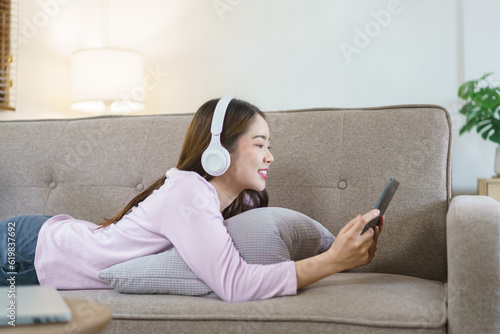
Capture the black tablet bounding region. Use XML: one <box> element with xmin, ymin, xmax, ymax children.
<box><xmin>361</xmin><ymin>178</ymin><xmax>400</xmax><ymax>234</ymax></box>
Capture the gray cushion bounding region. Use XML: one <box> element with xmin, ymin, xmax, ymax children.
<box><xmin>98</xmin><ymin>207</ymin><xmax>335</xmax><ymax>297</ymax></box>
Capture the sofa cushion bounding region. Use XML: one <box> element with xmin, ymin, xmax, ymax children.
<box><xmin>60</xmin><ymin>273</ymin><xmax>447</xmax><ymax>333</ymax></box>
<box><xmin>98</xmin><ymin>207</ymin><xmax>335</xmax><ymax>296</ymax></box>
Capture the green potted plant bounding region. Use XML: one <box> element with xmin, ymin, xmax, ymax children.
<box><xmin>458</xmin><ymin>72</ymin><xmax>500</xmax><ymax>175</ymax></box>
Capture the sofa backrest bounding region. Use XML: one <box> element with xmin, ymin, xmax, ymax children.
<box><xmin>0</xmin><ymin>105</ymin><xmax>452</xmax><ymax>282</ymax></box>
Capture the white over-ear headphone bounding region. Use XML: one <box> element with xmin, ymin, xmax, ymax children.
<box><xmin>201</xmin><ymin>97</ymin><xmax>233</xmax><ymax>176</ymax></box>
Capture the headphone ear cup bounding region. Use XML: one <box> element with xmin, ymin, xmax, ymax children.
<box><xmin>201</xmin><ymin>97</ymin><xmax>233</xmax><ymax>176</ymax></box>
<box><xmin>201</xmin><ymin>146</ymin><xmax>231</xmax><ymax>176</ymax></box>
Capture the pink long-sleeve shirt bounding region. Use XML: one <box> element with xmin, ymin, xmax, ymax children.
<box><xmin>34</xmin><ymin>168</ymin><xmax>297</xmax><ymax>302</ymax></box>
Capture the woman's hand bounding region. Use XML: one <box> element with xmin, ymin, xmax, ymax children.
<box><xmin>325</xmin><ymin>209</ymin><xmax>383</xmax><ymax>272</ymax></box>
<box><xmin>295</xmin><ymin>210</ymin><xmax>384</xmax><ymax>290</ymax></box>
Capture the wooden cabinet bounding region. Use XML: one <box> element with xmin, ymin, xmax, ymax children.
<box><xmin>478</xmin><ymin>178</ymin><xmax>500</xmax><ymax>202</ymax></box>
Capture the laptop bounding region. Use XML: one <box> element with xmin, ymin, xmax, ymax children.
<box><xmin>0</xmin><ymin>285</ymin><xmax>72</xmax><ymax>326</ymax></box>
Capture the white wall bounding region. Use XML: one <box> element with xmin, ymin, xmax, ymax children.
<box><xmin>0</xmin><ymin>0</ymin><xmax>496</xmax><ymax>195</ymax></box>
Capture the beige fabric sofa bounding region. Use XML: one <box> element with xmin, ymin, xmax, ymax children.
<box><xmin>1</xmin><ymin>105</ymin><xmax>499</xmax><ymax>333</ymax></box>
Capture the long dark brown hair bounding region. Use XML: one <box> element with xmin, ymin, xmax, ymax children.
<box><xmin>97</xmin><ymin>98</ymin><xmax>269</xmax><ymax>229</ymax></box>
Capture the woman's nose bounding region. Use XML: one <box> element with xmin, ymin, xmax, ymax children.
<box><xmin>266</xmin><ymin>150</ymin><xmax>274</xmax><ymax>164</ymax></box>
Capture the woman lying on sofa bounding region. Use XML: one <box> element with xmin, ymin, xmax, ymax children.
<box><xmin>0</xmin><ymin>98</ymin><xmax>383</xmax><ymax>303</ymax></box>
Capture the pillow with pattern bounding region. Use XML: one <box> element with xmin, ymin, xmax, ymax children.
<box><xmin>98</xmin><ymin>207</ymin><xmax>335</xmax><ymax>297</ymax></box>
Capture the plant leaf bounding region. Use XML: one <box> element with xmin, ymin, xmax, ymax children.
<box><xmin>480</xmin><ymin>72</ymin><xmax>494</xmax><ymax>81</ymax></box>
<box><xmin>460</xmin><ymin>117</ymin><xmax>480</xmax><ymax>134</ymax></box>
<box><xmin>458</xmin><ymin>80</ymin><xmax>477</xmax><ymax>100</ymax></box>
<box><xmin>465</xmin><ymin>106</ymin><xmax>486</xmax><ymax>125</ymax></box>
<box><xmin>488</xmin><ymin>129</ymin><xmax>500</xmax><ymax>145</ymax></box>
<box><xmin>459</xmin><ymin>126</ymin><xmax>468</xmax><ymax>135</ymax></box>
<box><xmin>480</xmin><ymin>127</ymin><xmax>494</xmax><ymax>140</ymax></box>
<box><xmin>471</xmin><ymin>87</ymin><xmax>500</xmax><ymax>110</ymax></box>
<box><xmin>458</xmin><ymin>101</ymin><xmax>475</xmax><ymax>115</ymax></box>
<box><xmin>457</xmin><ymin>72</ymin><xmax>500</xmax><ymax>142</ymax></box>
<box><xmin>477</xmin><ymin>122</ymin><xmax>492</xmax><ymax>133</ymax></box>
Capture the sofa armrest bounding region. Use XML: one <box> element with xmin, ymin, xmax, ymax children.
<box><xmin>447</xmin><ymin>195</ymin><xmax>500</xmax><ymax>334</ymax></box>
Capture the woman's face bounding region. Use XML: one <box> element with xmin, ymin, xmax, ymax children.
<box><xmin>225</xmin><ymin>114</ymin><xmax>274</xmax><ymax>193</ymax></box>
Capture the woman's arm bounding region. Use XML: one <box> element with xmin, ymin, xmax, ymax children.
<box><xmin>160</xmin><ymin>174</ymin><xmax>297</xmax><ymax>303</ymax></box>
<box><xmin>295</xmin><ymin>210</ymin><xmax>383</xmax><ymax>290</ymax></box>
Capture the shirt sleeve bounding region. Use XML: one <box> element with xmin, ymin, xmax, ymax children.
<box><xmin>160</xmin><ymin>174</ymin><xmax>297</xmax><ymax>303</ymax></box>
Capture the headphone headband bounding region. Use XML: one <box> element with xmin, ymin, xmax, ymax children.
<box><xmin>211</xmin><ymin>97</ymin><xmax>233</xmax><ymax>135</ymax></box>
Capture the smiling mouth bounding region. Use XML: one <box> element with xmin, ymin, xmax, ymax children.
<box><xmin>258</xmin><ymin>169</ymin><xmax>268</xmax><ymax>179</ymax></box>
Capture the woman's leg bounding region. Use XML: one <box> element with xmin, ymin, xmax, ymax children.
<box><xmin>0</xmin><ymin>215</ymin><xmax>52</xmax><ymax>285</ymax></box>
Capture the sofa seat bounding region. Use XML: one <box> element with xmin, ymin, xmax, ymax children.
<box><xmin>60</xmin><ymin>273</ymin><xmax>447</xmax><ymax>333</ymax></box>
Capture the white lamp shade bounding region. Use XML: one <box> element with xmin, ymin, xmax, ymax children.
<box><xmin>71</xmin><ymin>49</ymin><xmax>145</xmax><ymax>113</ymax></box>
